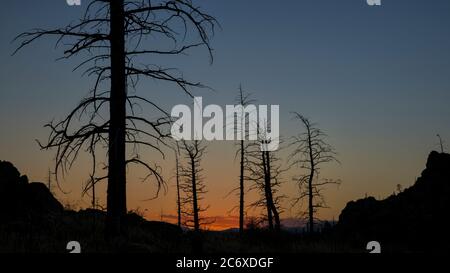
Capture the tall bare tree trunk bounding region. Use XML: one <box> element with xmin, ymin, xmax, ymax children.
<box><xmin>47</xmin><ymin>168</ymin><xmax>51</xmax><ymax>192</ymax></box>
<box><xmin>307</xmin><ymin>167</ymin><xmax>314</xmax><ymax>233</ymax></box>
<box><xmin>271</xmin><ymin>202</ymin><xmax>281</xmax><ymax>232</ymax></box>
<box><xmin>176</xmin><ymin>154</ymin><xmax>182</xmax><ymax>228</ymax></box>
<box><xmin>265</xmin><ymin>151</ymin><xmax>280</xmax><ymax>232</ymax></box>
<box><xmin>239</xmin><ymin>139</ymin><xmax>244</xmax><ymax>234</ymax></box>
<box><xmin>92</xmin><ymin>181</ymin><xmax>96</xmax><ymax>209</ymax></box>
<box><xmin>307</xmin><ymin>126</ymin><xmax>315</xmax><ymax>234</ymax></box>
<box><xmin>261</xmin><ymin>151</ymin><xmax>274</xmax><ymax>230</ymax></box>
<box><xmin>107</xmin><ymin>0</ymin><xmax>127</xmax><ymax>237</ymax></box>
<box><xmin>190</xmin><ymin>154</ymin><xmax>203</xmax><ymax>253</ymax></box>
<box><xmin>191</xmin><ymin>160</ymin><xmax>200</xmax><ymax>232</ymax></box>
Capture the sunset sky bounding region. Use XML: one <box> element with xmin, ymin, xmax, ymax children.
<box><xmin>1</xmin><ymin>0</ymin><xmax>450</xmax><ymax>230</ymax></box>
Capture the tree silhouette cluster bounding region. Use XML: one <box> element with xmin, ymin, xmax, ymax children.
<box><xmin>14</xmin><ymin>0</ymin><xmax>340</xmax><ymax>237</ymax></box>
<box><xmin>244</xmin><ymin>137</ymin><xmax>285</xmax><ymax>232</ymax></box>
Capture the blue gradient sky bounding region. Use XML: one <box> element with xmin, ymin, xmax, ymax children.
<box><xmin>1</xmin><ymin>0</ymin><xmax>450</xmax><ymax>228</ymax></box>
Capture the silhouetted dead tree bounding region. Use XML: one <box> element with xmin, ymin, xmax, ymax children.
<box><xmin>289</xmin><ymin>113</ymin><xmax>340</xmax><ymax>233</ymax></box>
<box><xmin>437</xmin><ymin>134</ymin><xmax>445</xmax><ymax>153</ymax></box>
<box><xmin>14</xmin><ymin>0</ymin><xmax>217</xmax><ymax>237</ymax></box>
<box><xmin>180</xmin><ymin>140</ymin><xmax>210</xmax><ymax>232</ymax></box>
<box><xmin>245</xmin><ymin>130</ymin><xmax>284</xmax><ymax>232</ymax></box>
<box><xmin>46</xmin><ymin>168</ymin><xmax>53</xmax><ymax>195</ymax></box>
<box><xmin>174</xmin><ymin>143</ymin><xmax>182</xmax><ymax>228</ymax></box>
<box><xmin>227</xmin><ymin>86</ymin><xmax>255</xmax><ymax>235</ymax></box>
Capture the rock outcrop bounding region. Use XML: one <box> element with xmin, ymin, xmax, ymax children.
<box><xmin>0</xmin><ymin>161</ymin><xmax>63</xmax><ymax>222</ymax></box>
<box><xmin>337</xmin><ymin>151</ymin><xmax>450</xmax><ymax>251</ymax></box>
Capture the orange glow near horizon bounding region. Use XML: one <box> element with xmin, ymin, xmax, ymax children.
<box><xmin>5</xmin><ymin>136</ymin><xmax>427</xmax><ymax>232</ymax></box>
<box><xmin>157</xmin><ymin>214</ymin><xmax>241</xmax><ymax>231</ymax></box>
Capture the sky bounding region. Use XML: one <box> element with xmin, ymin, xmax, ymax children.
<box><xmin>1</xmin><ymin>0</ymin><xmax>450</xmax><ymax>230</ymax></box>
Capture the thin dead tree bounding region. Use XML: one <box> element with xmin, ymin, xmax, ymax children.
<box><xmin>227</xmin><ymin>86</ymin><xmax>255</xmax><ymax>235</ymax></box>
<box><xmin>46</xmin><ymin>168</ymin><xmax>53</xmax><ymax>194</ymax></box>
<box><xmin>174</xmin><ymin>143</ymin><xmax>182</xmax><ymax>228</ymax></box>
<box><xmin>245</xmin><ymin>128</ymin><xmax>284</xmax><ymax>232</ymax></box>
<box><xmin>179</xmin><ymin>140</ymin><xmax>211</xmax><ymax>253</ymax></box>
<box><xmin>289</xmin><ymin>113</ymin><xmax>340</xmax><ymax>234</ymax></box>
<box><xmin>14</xmin><ymin>0</ymin><xmax>217</xmax><ymax>237</ymax></box>
<box><xmin>90</xmin><ymin>176</ymin><xmax>97</xmax><ymax>209</ymax></box>
<box><xmin>180</xmin><ymin>140</ymin><xmax>210</xmax><ymax>232</ymax></box>
<box><xmin>437</xmin><ymin>134</ymin><xmax>445</xmax><ymax>153</ymax></box>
